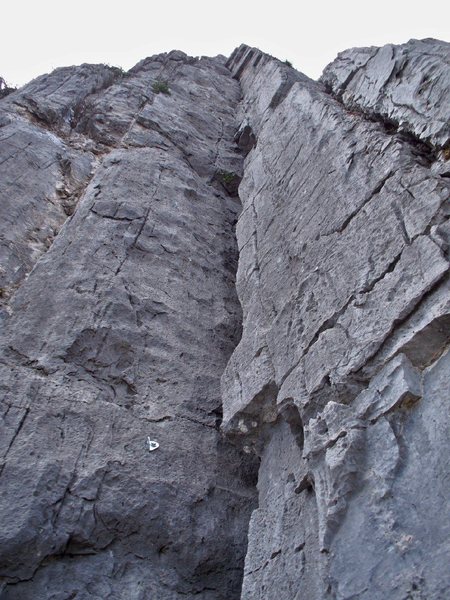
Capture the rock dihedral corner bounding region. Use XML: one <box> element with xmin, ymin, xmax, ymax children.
<box><xmin>1</xmin><ymin>38</ymin><xmax>449</xmax><ymax>600</ymax></box>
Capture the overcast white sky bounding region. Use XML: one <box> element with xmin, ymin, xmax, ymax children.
<box><xmin>2</xmin><ymin>0</ymin><xmax>449</xmax><ymax>87</ymax></box>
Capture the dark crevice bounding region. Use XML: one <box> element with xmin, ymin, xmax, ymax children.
<box><xmin>322</xmin><ymin>83</ymin><xmax>440</xmax><ymax>164</ymax></box>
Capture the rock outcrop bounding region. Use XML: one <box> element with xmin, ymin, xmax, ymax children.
<box><xmin>0</xmin><ymin>53</ymin><xmax>257</xmax><ymax>599</ymax></box>
<box><xmin>223</xmin><ymin>40</ymin><xmax>449</xmax><ymax>599</ymax></box>
<box><xmin>0</xmin><ymin>38</ymin><xmax>449</xmax><ymax>599</ymax></box>
<box><xmin>321</xmin><ymin>38</ymin><xmax>450</xmax><ymax>149</ymax></box>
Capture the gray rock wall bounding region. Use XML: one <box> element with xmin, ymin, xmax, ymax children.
<box><xmin>0</xmin><ymin>52</ymin><xmax>257</xmax><ymax>599</ymax></box>
<box><xmin>1</xmin><ymin>39</ymin><xmax>449</xmax><ymax>600</ymax></box>
<box><xmin>321</xmin><ymin>38</ymin><xmax>450</xmax><ymax>149</ymax></box>
<box><xmin>224</xmin><ymin>42</ymin><xmax>450</xmax><ymax>599</ymax></box>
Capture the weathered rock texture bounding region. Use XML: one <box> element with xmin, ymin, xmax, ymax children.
<box><xmin>0</xmin><ymin>53</ymin><xmax>257</xmax><ymax>599</ymax></box>
<box><xmin>223</xmin><ymin>40</ymin><xmax>450</xmax><ymax>599</ymax></box>
<box><xmin>321</xmin><ymin>38</ymin><xmax>450</xmax><ymax>149</ymax></box>
<box><xmin>1</xmin><ymin>38</ymin><xmax>449</xmax><ymax>600</ymax></box>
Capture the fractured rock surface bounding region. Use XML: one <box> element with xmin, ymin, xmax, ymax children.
<box><xmin>1</xmin><ymin>38</ymin><xmax>449</xmax><ymax>600</ymax></box>
<box><xmin>223</xmin><ymin>41</ymin><xmax>450</xmax><ymax>599</ymax></box>
<box><xmin>0</xmin><ymin>52</ymin><xmax>257</xmax><ymax>599</ymax></box>
<box><xmin>321</xmin><ymin>38</ymin><xmax>450</xmax><ymax>149</ymax></box>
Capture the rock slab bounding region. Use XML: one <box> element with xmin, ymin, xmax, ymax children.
<box><xmin>0</xmin><ymin>52</ymin><xmax>257</xmax><ymax>599</ymax></box>
<box><xmin>223</xmin><ymin>40</ymin><xmax>450</xmax><ymax>600</ymax></box>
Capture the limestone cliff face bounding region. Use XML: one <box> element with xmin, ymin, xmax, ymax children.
<box><xmin>223</xmin><ymin>39</ymin><xmax>450</xmax><ymax>600</ymax></box>
<box><xmin>0</xmin><ymin>39</ymin><xmax>449</xmax><ymax>599</ymax></box>
<box><xmin>0</xmin><ymin>52</ymin><xmax>257</xmax><ymax>599</ymax></box>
